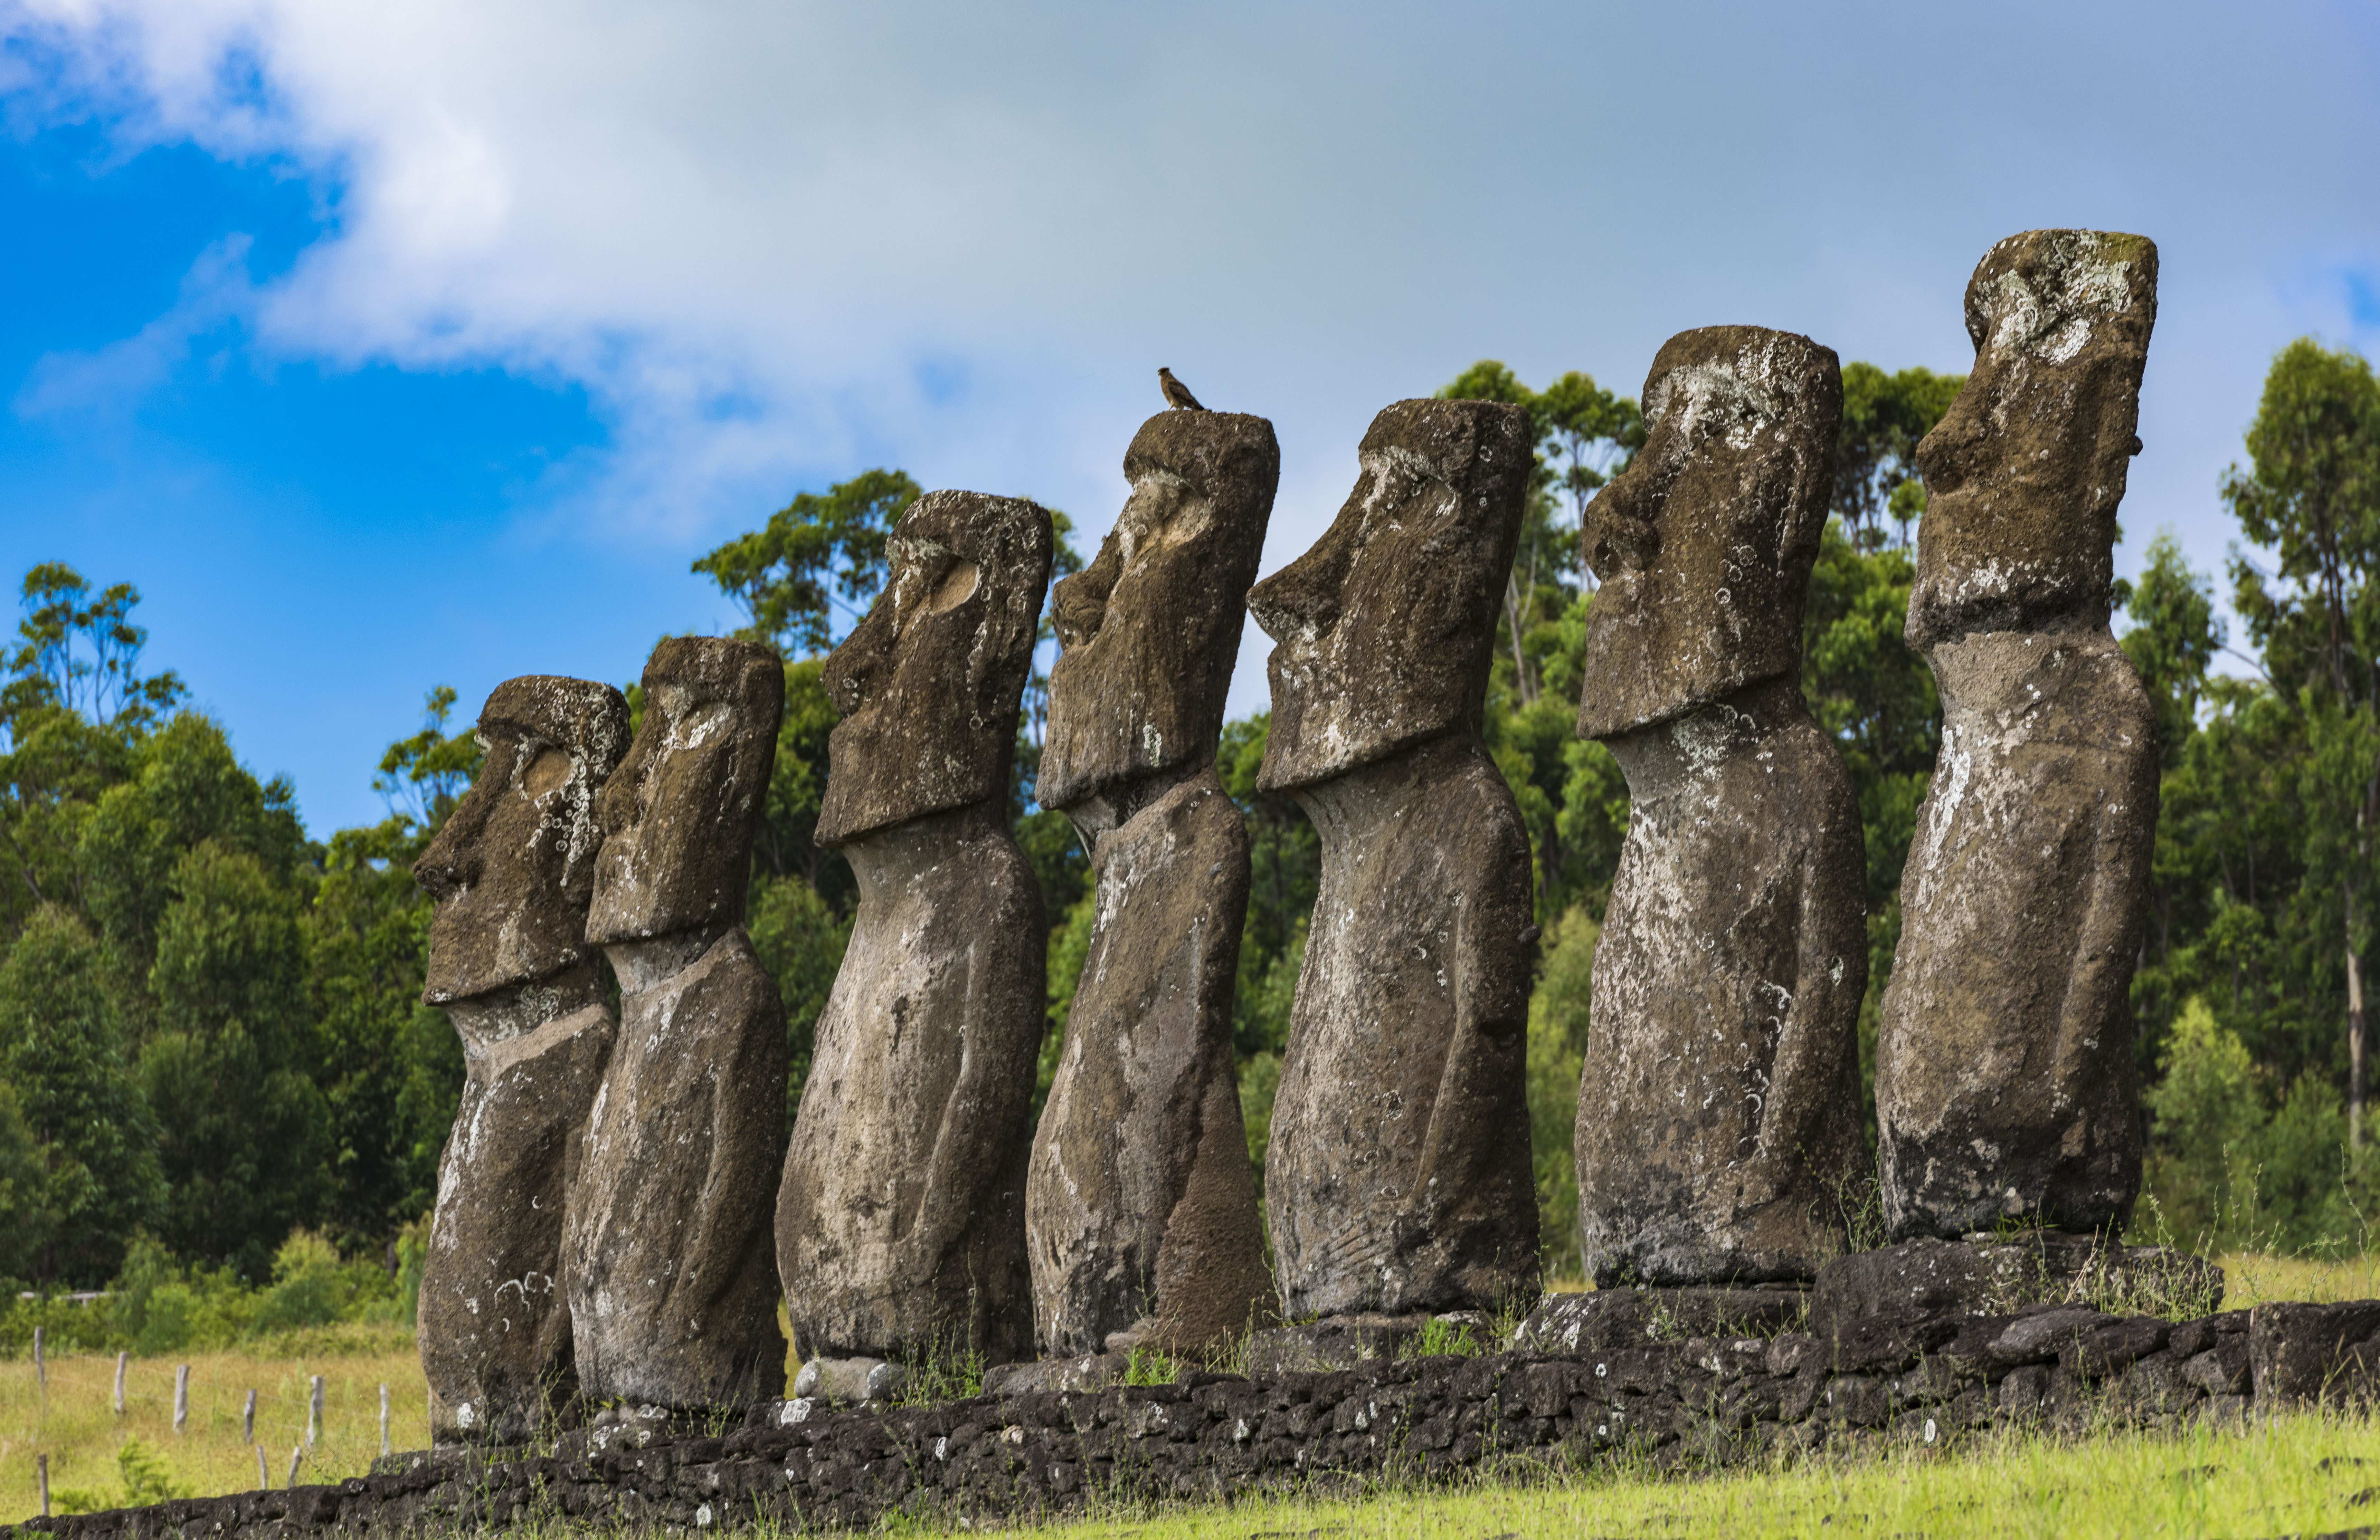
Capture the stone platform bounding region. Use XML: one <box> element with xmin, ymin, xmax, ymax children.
<box><xmin>21</xmin><ymin>1294</ymin><xmax>2380</xmax><ymax>1539</ymax></box>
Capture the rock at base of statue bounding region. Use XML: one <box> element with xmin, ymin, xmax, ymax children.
<box><xmin>1510</xmin><ymin>1286</ymin><xmax>1810</xmax><ymax>1356</ymax></box>
<box><xmin>1809</xmin><ymin>1233</ymin><xmax>2224</xmax><ymax>1338</ymax></box>
<box><xmin>565</xmin><ymin>927</ymin><xmax>788</xmax><ymax>1409</ymax></box>
<box><xmin>1575</xmin><ymin>677</ymin><xmax>1867</xmax><ymax>1287</ymax></box>
<box><xmin>1027</xmin><ymin>771</ymin><xmax>1276</xmax><ymax>1362</ymax></box>
<box><xmin>777</xmin><ymin>802</ymin><xmax>1043</xmax><ymax>1368</ymax></box>
<box><xmin>981</xmin><ymin>1355</ymin><xmax>1127</xmax><ymax>1397</ymax></box>
<box><xmin>789</xmin><ymin>1356</ymin><xmax>907</xmax><ymax>1405</ymax></box>
<box><xmin>1239</xmin><ymin>1312</ymin><xmax>1497</xmax><ymax>1376</ymax></box>
<box><xmin>1263</xmin><ymin>734</ymin><xmax>1540</xmax><ymax>1318</ymax></box>
<box><xmin>1876</xmin><ymin>631</ymin><xmax>2156</xmax><ymax>1238</ymax></box>
<box><xmin>421</xmin><ymin>1002</ymin><xmax>615</xmax><ymax>1442</ymax></box>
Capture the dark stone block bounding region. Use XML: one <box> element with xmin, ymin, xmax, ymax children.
<box><xmin>1513</xmin><ymin>1287</ymin><xmax>1808</xmax><ymax>1355</ymax></box>
<box><xmin>2250</xmin><ymin>1300</ymin><xmax>2380</xmax><ymax>1404</ymax></box>
<box><xmin>1811</xmin><ymin>1234</ymin><xmax>2219</xmax><ymax>1336</ymax></box>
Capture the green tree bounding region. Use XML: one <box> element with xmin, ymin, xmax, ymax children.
<box><xmin>2223</xmin><ymin>338</ymin><xmax>2380</xmax><ymax>1143</ymax></box>
<box><xmin>1</xmin><ymin>563</ymin><xmax>187</xmax><ymax>733</ymax></box>
<box><xmin>0</xmin><ymin>905</ymin><xmax>160</xmax><ymax>1283</ymax></box>
<box><xmin>141</xmin><ymin>841</ymin><xmax>331</xmax><ymax>1276</ymax></box>
<box><xmin>1831</xmin><ymin>363</ymin><xmax>1965</xmax><ymax>550</ymax></box>
<box><xmin>692</xmin><ymin>469</ymin><xmax>923</xmax><ymax>658</ymax></box>
<box><xmin>77</xmin><ymin>712</ymin><xmax>309</xmax><ymax>1016</ymax></box>
<box><xmin>0</xmin><ymin>1081</ymin><xmax>59</xmax><ymax>1283</ymax></box>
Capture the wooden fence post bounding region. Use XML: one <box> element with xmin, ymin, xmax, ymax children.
<box><xmin>285</xmin><ymin>1444</ymin><xmax>303</xmax><ymax>1489</ymax></box>
<box><xmin>379</xmin><ymin>1383</ymin><xmax>391</xmax><ymax>1456</ymax></box>
<box><xmin>114</xmin><ymin>1351</ymin><xmax>129</xmax><ymax>1416</ymax></box>
<box><xmin>36</xmin><ymin>1453</ymin><xmax>48</xmax><ymax>1518</ymax></box>
<box><xmin>243</xmin><ymin>1388</ymin><xmax>257</xmax><ymax>1443</ymax></box>
<box><xmin>308</xmin><ymin>1374</ymin><xmax>325</xmax><ymax>1446</ymax></box>
<box><xmin>173</xmin><ymin>1364</ymin><xmax>190</xmax><ymax>1434</ymax></box>
<box><xmin>30</xmin><ymin>1327</ymin><xmax>41</xmax><ymax>1397</ymax></box>
<box><xmin>254</xmin><ymin>1443</ymin><xmax>269</xmax><ymax>1492</ymax></box>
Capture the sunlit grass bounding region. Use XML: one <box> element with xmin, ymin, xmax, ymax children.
<box><xmin>0</xmin><ymin>1327</ymin><xmax>423</xmax><ymax>1522</ymax></box>
<box><xmin>1022</xmin><ymin>1407</ymin><xmax>2380</xmax><ymax>1540</ymax></box>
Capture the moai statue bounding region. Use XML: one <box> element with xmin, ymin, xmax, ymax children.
<box><xmin>1026</xmin><ymin>412</ymin><xmax>1280</xmax><ymax>1362</ymax></box>
<box><xmin>564</xmin><ymin>637</ymin><xmax>788</xmax><ymax>1408</ymax></box>
<box><xmin>413</xmin><ymin>677</ymin><xmax>630</xmax><ymax>1442</ymax></box>
<box><xmin>1571</xmin><ymin>327</ymin><xmax>1867</xmax><ymax>1287</ymax></box>
<box><xmin>776</xmin><ymin>491</ymin><xmax>1053</xmax><ymax>1386</ymax></box>
<box><xmin>1249</xmin><ymin>398</ymin><xmax>1540</xmax><ymax>1320</ymax></box>
<box><xmin>1877</xmin><ymin>230</ymin><xmax>2160</xmax><ymax>1240</ymax></box>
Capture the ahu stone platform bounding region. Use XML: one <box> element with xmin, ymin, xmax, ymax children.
<box><xmin>25</xmin><ymin>1291</ymin><xmax>2380</xmax><ymax>1539</ymax></box>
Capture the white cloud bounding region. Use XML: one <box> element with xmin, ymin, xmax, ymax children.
<box><xmin>4</xmin><ymin>0</ymin><xmax>2378</xmax><ymax>648</ymax></box>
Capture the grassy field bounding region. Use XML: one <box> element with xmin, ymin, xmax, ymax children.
<box><xmin>3</xmin><ymin>1251</ymin><xmax>2377</xmax><ymax>1529</ymax></box>
<box><xmin>0</xmin><ymin>1325</ymin><xmax>426</xmax><ymax>1522</ymax></box>
<box><xmin>1023</xmin><ymin>1406</ymin><xmax>2380</xmax><ymax>1539</ymax></box>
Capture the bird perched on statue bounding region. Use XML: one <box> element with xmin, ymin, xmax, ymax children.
<box><xmin>1158</xmin><ymin>368</ymin><xmax>1207</xmax><ymax>412</ymax></box>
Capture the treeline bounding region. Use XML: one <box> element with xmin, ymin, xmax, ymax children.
<box><xmin>1</xmin><ymin>339</ymin><xmax>2374</xmax><ymax>1299</ymax></box>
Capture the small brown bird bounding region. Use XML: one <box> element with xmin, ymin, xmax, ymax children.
<box><xmin>1158</xmin><ymin>367</ymin><xmax>1207</xmax><ymax>412</ymax></box>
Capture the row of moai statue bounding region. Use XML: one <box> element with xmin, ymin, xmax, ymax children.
<box><xmin>408</xmin><ymin>228</ymin><xmax>2161</xmax><ymax>1434</ymax></box>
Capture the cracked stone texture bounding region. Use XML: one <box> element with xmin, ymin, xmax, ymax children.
<box><xmin>1037</xmin><ymin>410</ymin><xmax>1278</xmax><ymax>813</ymax></box>
<box><xmin>814</xmin><ymin>490</ymin><xmax>1058</xmax><ymax>845</ymax></box>
<box><xmin>420</xmin><ymin>996</ymin><xmax>614</xmax><ymax>1441</ymax></box>
<box><xmin>1027</xmin><ymin>412</ymin><xmax>1278</xmax><ymax>1362</ymax></box>
<box><xmin>410</xmin><ymin>676</ymin><xmax>630</xmax><ymax>1439</ymax></box>
<box><xmin>779</xmin><ymin>492</ymin><xmax>1053</xmax><ymax>1366</ymax></box>
<box><xmin>416</xmin><ymin>676</ymin><xmax>631</xmax><ymax>1009</ymax></box>
<box><xmin>1877</xmin><ymin>230</ymin><xmax>2160</xmax><ymax>1240</ymax></box>
<box><xmin>1573</xmin><ymin>327</ymin><xmax>1865</xmax><ymax>1287</ymax></box>
<box><xmin>568</xmin><ymin>639</ymin><xmax>789</xmax><ymax>1408</ymax></box>
<box><xmin>1248</xmin><ymin>399</ymin><xmax>1540</xmax><ymax>1319</ymax></box>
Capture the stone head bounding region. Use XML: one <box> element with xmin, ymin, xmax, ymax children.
<box><xmin>1039</xmin><ymin>412</ymin><xmax>1279</xmax><ymax>813</ymax></box>
<box><xmin>585</xmin><ymin>637</ymin><xmax>785</xmax><ymax>944</ymax></box>
<box><xmin>415</xmin><ymin>676</ymin><xmax>632</xmax><ymax>1005</ymax></box>
<box><xmin>814</xmin><ymin>490</ymin><xmax>1054</xmax><ymax>845</ymax></box>
<box><xmin>1906</xmin><ymin>229</ymin><xmax>2158</xmax><ymax>648</ymax></box>
<box><xmin>1575</xmin><ymin>326</ymin><xmax>1842</xmax><ymax>740</ymax></box>
<box><xmin>1247</xmin><ymin>398</ymin><xmax>1530</xmax><ymax>794</ymax></box>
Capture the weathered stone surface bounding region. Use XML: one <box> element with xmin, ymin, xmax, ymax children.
<box><xmin>1248</xmin><ymin>399</ymin><xmax>1540</xmax><ymax>1321</ymax></box>
<box><xmin>586</xmin><ymin>638</ymin><xmax>781</xmax><ymax>942</ymax></box>
<box><xmin>420</xmin><ymin>1001</ymin><xmax>614</xmax><ymax>1441</ymax></box>
<box><xmin>1877</xmin><ymin>231</ymin><xmax>2161</xmax><ymax>1239</ymax></box>
<box><xmin>1252</xmin><ymin>398</ymin><xmax>1534</xmax><ymax>789</ymax></box>
<box><xmin>1513</xmin><ymin>1287</ymin><xmax>1808</xmax><ymax>1355</ymax></box>
<box><xmin>418</xmin><ymin>676</ymin><xmax>631</xmax><ymax>1008</ymax></box>
<box><xmin>411</xmin><ymin>676</ymin><xmax>630</xmax><ymax>1439</ymax></box>
<box><xmin>1037</xmin><ymin>410</ymin><xmax>1278</xmax><ymax>813</ymax></box>
<box><xmin>569</xmin><ymin>638</ymin><xmax>789</xmax><ymax>1409</ymax></box>
<box><xmin>779</xmin><ymin>492</ymin><xmax>1053</xmax><ymax>1368</ymax></box>
<box><xmin>1811</xmin><ymin>1233</ymin><xmax>2223</xmax><ymax>1337</ymax></box>
<box><xmin>1028</xmin><ymin>412</ymin><xmax>1278</xmax><ymax>1364</ymax></box>
<box><xmin>814</xmin><ymin>490</ymin><xmax>1055</xmax><ymax>845</ymax></box>
<box><xmin>1028</xmin><ymin>774</ymin><xmax>1273</xmax><ymax>1359</ymax></box>
<box><xmin>2248</xmin><ymin>1300</ymin><xmax>2380</xmax><ymax>1405</ymax></box>
<box><xmin>1571</xmin><ymin>327</ymin><xmax>1865</xmax><ymax>1286</ymax></box>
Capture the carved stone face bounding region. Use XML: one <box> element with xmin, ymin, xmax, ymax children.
<box><xmin>1248</xmin><ymin>398</ymin><xmax>1530</xmax><ymax>793</ymax></box>
<box><xmin>1039</xmin><ymin>412</ymin><xmax>1278</xmax><ymax>813</ymax></box>
<box><xmin>1907</xmin><ymin>229</ymin><xmax>2158</xmax><ymax>648</ymax></box>
<box><xmin>585</xmin><ymin>638</ymin><xmax>784</xmax><ymax>944</ymax></box>
<box><xmin>415</xmin><ymin>677</ymin><xmax>632</xmax><ymax>1004</ymax></box>
<box><xmin>814</xmin><ymin>490</ymin><xmax>1054</xmax><ymax>846</ymax></box>
<box><xmin>1574</xmin><ymin>326</ymin><xmax>1841</xmax><ymax>740</ymax></box>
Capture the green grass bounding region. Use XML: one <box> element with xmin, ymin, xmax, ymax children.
<box><xmin>1022</xmin><ymin>1407</ymin><xmax>2380</xmax><ymax>1539</ymax></box>
<box><xmin>1</xmin><ymin>1327</ymin><xmax>424</xmax><ymax>1521</ymax></box>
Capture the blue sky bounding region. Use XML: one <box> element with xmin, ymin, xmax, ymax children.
<box><xmin>2</xmin><ymin>1</ymin><xmax>2377</xmax><ymax>836</ymax></box>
